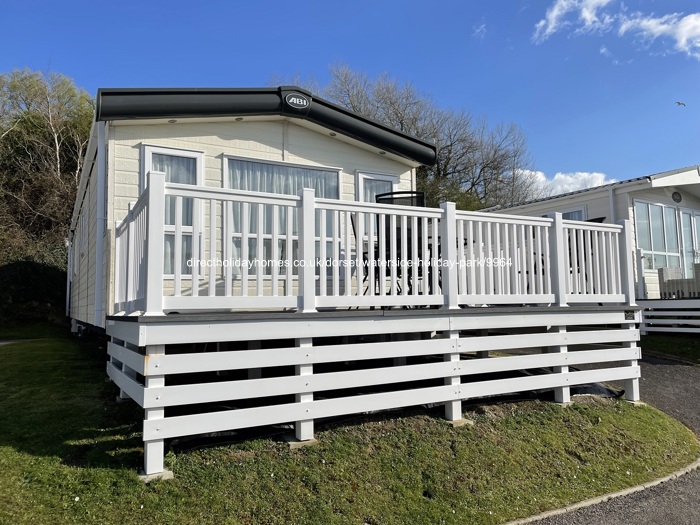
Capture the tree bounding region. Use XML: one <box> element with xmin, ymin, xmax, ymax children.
<box><xmin>275</xmin><ymin>64</ymin><xmax>545</xmax><ymax>210</ymax></box>
<box><xmin>0</xmin><ymin>69</ymin><xmax>93</xmax><ymax>269</ymax></box>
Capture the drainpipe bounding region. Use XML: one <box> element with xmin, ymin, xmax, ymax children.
<box><xmin>608</xmin><ymin>186</ymin><xmax>616</xmax><ymax>223</ymax></box>
<box><xmin>93</xmin><ymin>122</ymin><xmax>107</xmax><ymax>328</ymax></box>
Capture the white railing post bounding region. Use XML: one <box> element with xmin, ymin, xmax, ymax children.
<box><xmin>439</xmin><ymin>202</ymin><xmax>459</xmax><ymax>309</ymax></box>
<box><xmin>547</xmin><ymin>213</ymin><xmax>568</xmax><ymax>307</ymax></box>
<box><xmin>143</xmin><ymin>344</ymin><xmax>166</xmax><ymax>475</ymax></box>
<box><xmin>299</xmin><ymin>188</ymin><xmax>317</xmax><ymax>313</ymax></box>
<box><xmin>635</xmin><ymin>248</ymin><xmax>646</xmax><ymax>301</ymax></box>
<box><xmin>618</xmin><ymin>220</ymin><xmax>636</xmax><ymax>306</ymax></box>
<box><xmin>145</xmin><ymin>171</ymin><xmax>166</xmax><ymax>316</ymax></box>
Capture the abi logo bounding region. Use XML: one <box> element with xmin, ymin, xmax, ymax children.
<box><xmin>285</xmin><ymin>93</ymin><xmax>309</xmax><ymax>109</ymax></box>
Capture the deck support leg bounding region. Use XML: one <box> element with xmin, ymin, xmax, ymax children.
<box><xmin>444</xmin><ymin>330</ymin><xmax>462</xmax><ymax>421</ymax></box>
<box><xmin>295</xmin><ymin>337</ymin><xmax>314</xmax><ymax>441</ymax></box>
<box><xmin>622</xmin><ymin>322</ymin><xmax>641</xmax><ymax>402</ymax></box>
<box><xmin>549</xmin><ymin>326</ymin><xmax>571</xmax><ymax>404</ymax></box>
<box><xmin>143</xmin><ymin>344</ymin><xmax>165</xmax><ymax>475</ymax></box>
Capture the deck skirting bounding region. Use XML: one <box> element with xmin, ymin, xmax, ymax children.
<box><xmin>106</xmin><ymin>306</ymin><xmax>641</xmax><ymax>475</ymax></box>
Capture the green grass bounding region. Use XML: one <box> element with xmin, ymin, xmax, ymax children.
<box><xmin>642</xmin><ymin>334</ymin><xmax>700</xmax><ymax>365</ymax></box>
<box><xmin>0</xmin><ymin>329</ymin><xmax>698</xmax><ymax>524</ymax></box>
<box><xmin>0</xmin><ymin>321</ymin><xmax>70</xmax><ymax>340</ymax></box>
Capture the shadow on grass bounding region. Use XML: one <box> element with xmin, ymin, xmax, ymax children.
<box><xmin>0</xmin><ymin>331</ymin><xmax>144</xmax><ymax>472</ymax></box>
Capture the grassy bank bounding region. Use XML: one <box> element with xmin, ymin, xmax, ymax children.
<box><xmin>0</xmin><ymin>329</ymin><xmax>698</xmax><ymax>524</ymax></box>
<box><xmin>642</xmin><ymin>334</ymin><xmax>700</xmax><ymax>365</ymax></box>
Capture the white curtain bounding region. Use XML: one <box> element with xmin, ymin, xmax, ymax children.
<box><xmin>154</xmin><ymin>153</ymin><xmax>196</xmax><ymax>226</ymax></box>
<box><xmin>228</xmin><ymin>158</ymin><xmax>339</xmax><ymax>275</ymax></box>
<box><xmin>154</xmin><ymin>153</ymin><xmax>196</xmax><ymax>274</ymax></box>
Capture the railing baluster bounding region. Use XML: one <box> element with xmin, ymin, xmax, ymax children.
<box><xmin>174</xmin><ymin>196</ymin><xmax>182</xmax><ymax>297</ymax></box>
<box><xmin>390</xmin><ymin>214</ymin><xmax>397</xmax><ymax>296</ymax></box>
<box><xmin>286</xmin><ymin>205</ymin><xmax>294</xmax><ymax>297</ymax></box>
<box><xmin>256</xmin><ymin>203</ymin><xmax>264</xmax><ymax>297</ymax></box>
<box><xmin>378</xmin><ymin>214</ymin><xmax>386</xmax><ymax>296</ymax></box>
<box><xmin>241</xmin><ymin>202</ymin><xmax>249</xmax><ymax>297</ymax></box>
<box><xmin>367</xmin><ymin>212</ymin><xmax>375</xmax><ymax>296</ymax></box>
<box><xmin>272</xmin><ymin>205</ymin><xmax>279</xmax><ymax>297</ymax></box>
<box><xmin>332</xmin><ymin>210</ymin><xmax>339</xmax><ymax>297</ymax></box>
<box><xmin>318</xmin><ymin>209</ymin><xmax>326</xmax><ymax>297</ymax></box>
<box><xmin>208</xmin><ymin>199</ymin><xmax>216</xmax><ymax>297</ymax></box>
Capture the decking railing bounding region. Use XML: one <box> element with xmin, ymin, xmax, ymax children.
<box><xmin>113</xmin><ymin>171</ymin><xmax>636</xmax><ymax>314</ymax></box>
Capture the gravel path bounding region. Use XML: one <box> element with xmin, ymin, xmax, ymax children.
<box><xmin>535</xmin><ymin>355</ymin><xmax>700</xmax><ymax>524</ymax></box>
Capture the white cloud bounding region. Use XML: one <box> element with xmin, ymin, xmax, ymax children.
<box><xmin>523</xmin><ymin>170</ymin><xmax>615</xmax><ymax>198</ymax></box>
<box><xmin>548</xmin><ymin>171</ymin><xmax>615</xmax><ymax>195</ymax></box>
<box><xmin>534</xmin><ymin>1</ymin><xmax>700</xmax><ymax>60</ymax></box>
<box><xmin>619</xmin><ymin>12</ymin><xmax>700</xmax><ymax>59</ymax></box>
<box><xmin>533</xmin><ymin>0</ymin><xmax>615</xmax><ymax>43</ymax></box>
<box><xmin>473</xmin><ymin>22</ymin><xmax>487</xmax><ymax>40</ymax></box>
<box><xmin>599</xmin><ymin>44</ymin><xmax>612</xmax><ymax>57</ymax></box>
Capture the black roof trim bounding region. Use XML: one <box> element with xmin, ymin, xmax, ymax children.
<box><xmin>96</xmin><ymin>86</ymin><xmax>437</xmax><ymax>166</ymax></box>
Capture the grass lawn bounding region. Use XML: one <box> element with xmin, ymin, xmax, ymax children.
<box><xmin>1</xmin><ymin>327</ymin><xmax>698</xmax><ymax>524</ymax></box>
<box><xmin>641</xmin><ymin>334</ymin><xmax>700</xmax><ymax>365</ymax></box>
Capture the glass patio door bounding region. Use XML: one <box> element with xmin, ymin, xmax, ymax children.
<box><xmin>680</xmin><ymin>211</ymin><xmax>695</xmax><ymax>278</ymax></box>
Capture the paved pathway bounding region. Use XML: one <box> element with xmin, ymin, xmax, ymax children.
<box><xmin>536</xmin><ymin>355</ymin><xmax>700</xmax><ymax>524</ymax></box>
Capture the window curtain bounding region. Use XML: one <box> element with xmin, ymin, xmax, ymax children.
<box><xmin>362</xmin><ymin>178</ymin><xmax>392</xmax><ymax>204</ymax></box>
<box><xmin>154</xmin><ymin>153</ymin><xmax>196</xmax><ymax>226</ymax></box>
<box><xmin>154</xmin><ymin>153</ymin><xmax>196</xmax><ymax>274</ymax></box>
<box><xmin>227</xmin><ymin>158</ymin><xmax>339</xmax><ymax>275</ymax></box>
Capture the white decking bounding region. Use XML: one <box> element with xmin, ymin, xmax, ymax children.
<box><xmin>107</xmin><ymin>171</ymin><xmax>641</xmax><ymax>475</ymax></box>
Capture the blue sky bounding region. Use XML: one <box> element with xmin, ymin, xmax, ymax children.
<box><xmin>2</xmin><ymin>0</ymin><xmax>698</xmax><ymax>195</ymax></box>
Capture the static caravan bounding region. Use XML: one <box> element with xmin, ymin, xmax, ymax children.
<box><xmin>68</xmin><ymin>87</ymin><xmax>641</xmax><ymax>476</ymax></box>
<box><xmin>488</xmin><ymin>166</ymin><xmax>700</xmax><ymax>332</ymax></box>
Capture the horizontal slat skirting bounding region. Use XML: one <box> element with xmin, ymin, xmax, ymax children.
<box><xmin>459</xmin><ymin>365</ymin><xmax>639</xmax><ymax>400</ymax></box>
<box><xmin>106</xmin><ymin>362</ymin><xmax>145</xmax><ymax>406</ymax></box>
<box><xmin>107</xmin><ymin>342</ymin><xmax>145</xmax><ymax>375</ymax></box>
<box><xmin>147</xmin><ymin>338</ymin><xmax>456</xmax><ymax>375</ymax></box>
<box><xmin>144</xmin><ymin>329</ymin><xmax>639</xmax><ymax>376</ymax></box>
<box><xmin>638</xmin><ymin>299</ymin><xmax>700</xmax><ymax>309</ymax></box>
<box><xmin>141</xmin><ymin>347</ymin><xmax>641</xmax><ymax>408</ymax></box>
<box><xmin>642</xmin><ymin>326</ymin><xmax>700</xmax><ymax>334</ymax></box>
<box><xmin>449</xmin><ymin>311</ymin><xmax>637</xmax><ymax>330</ymax></box>
<box><xmin>108</xmin><ymin>308</ymin><xmax>639</xmax><ymax>347</ymax></box>
<box><xmin>641</xmin><ymin>318</ymin><xmax>700</xmax><ymax>326</ymax></box>
<box><xmin>457</xmin><ymin>328</ymin><xmax>638</xmax><ymax>353</ymax></box>
<box><xmin>644</xmin><ymin>313</ymin><xmax>700</xmax><ymax>319</ymax></box>
<box><xmin>136</xmin><ymin>316</ymin><xmax>452</xmax><ymax>346</ymax></box>
<box><xmin>143</xmin><ymin>360</ymin><xmax>460</xmax><ymax>408</ymax></box>
<box><xmin>643</xmin><ymin>311</ymin><xmax>700</xmax><ymax>317</ymax></box>
<box><xmin>142</xmin><ymin>366</ymin><xmax>640</xmax><ymax>440</ymax></box>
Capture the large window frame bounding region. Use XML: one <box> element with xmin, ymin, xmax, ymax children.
<box><xmin>633</xmin><ymin>199</ymin><xmax>697</xmax><ymax>273</ymax></box>
<box><xmin>356</xmin><ymin>171</ymin><xmax>399</xmax><ymax>203</ymax></box>
<box><xmin>223</xmin><ymin>155</ymin><xmax>343</xmax><ymax>279</ymax></box>
<box><xmin>142</xmin><ymin>144</ymin><xmax>204</xmax><ymax>279</ymax></box>
<box><xmin>560</xmin><ymin>206</ymin><xmax>587</xmax><ymax>221</ymax></box>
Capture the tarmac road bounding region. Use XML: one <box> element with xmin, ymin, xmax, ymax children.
<box><xmin>535</xmin><ymin>355</ymin><xmax>700</xmax><ymax>525</ymax></box>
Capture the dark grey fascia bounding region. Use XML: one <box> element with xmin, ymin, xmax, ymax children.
<box><xmin>95</xmin><ymin>86</ymin><xmax>437</xmax><ymax>166</ymax></box>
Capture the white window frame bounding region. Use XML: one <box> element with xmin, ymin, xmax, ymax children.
<box><xmin>560</xmin><ymin>206</ymin><xmax>587</xmax><ymax>221</ymax></box>
<box><xmin>142</xmin><ymin>144</ymin><xmax>204</xmax><ymax>279</ymax></box>
<box><xmin>223</xmin><ymin>155</ymin><xmax>342</xmax><ymax>196</ymax></box>
<box><xmin>356</xmin><ymin>171</ymin><xmax>399</xmax><ymax>202</ymax></box>
<box><xmin>634</xmin><ymin>198</ymin><xmax>684</xmax><ymax>272</ymax></box>
<box><xmin>223</xmin><ymin>155</ymin><xmax>343</xmax><ymax>281</ymax></box>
